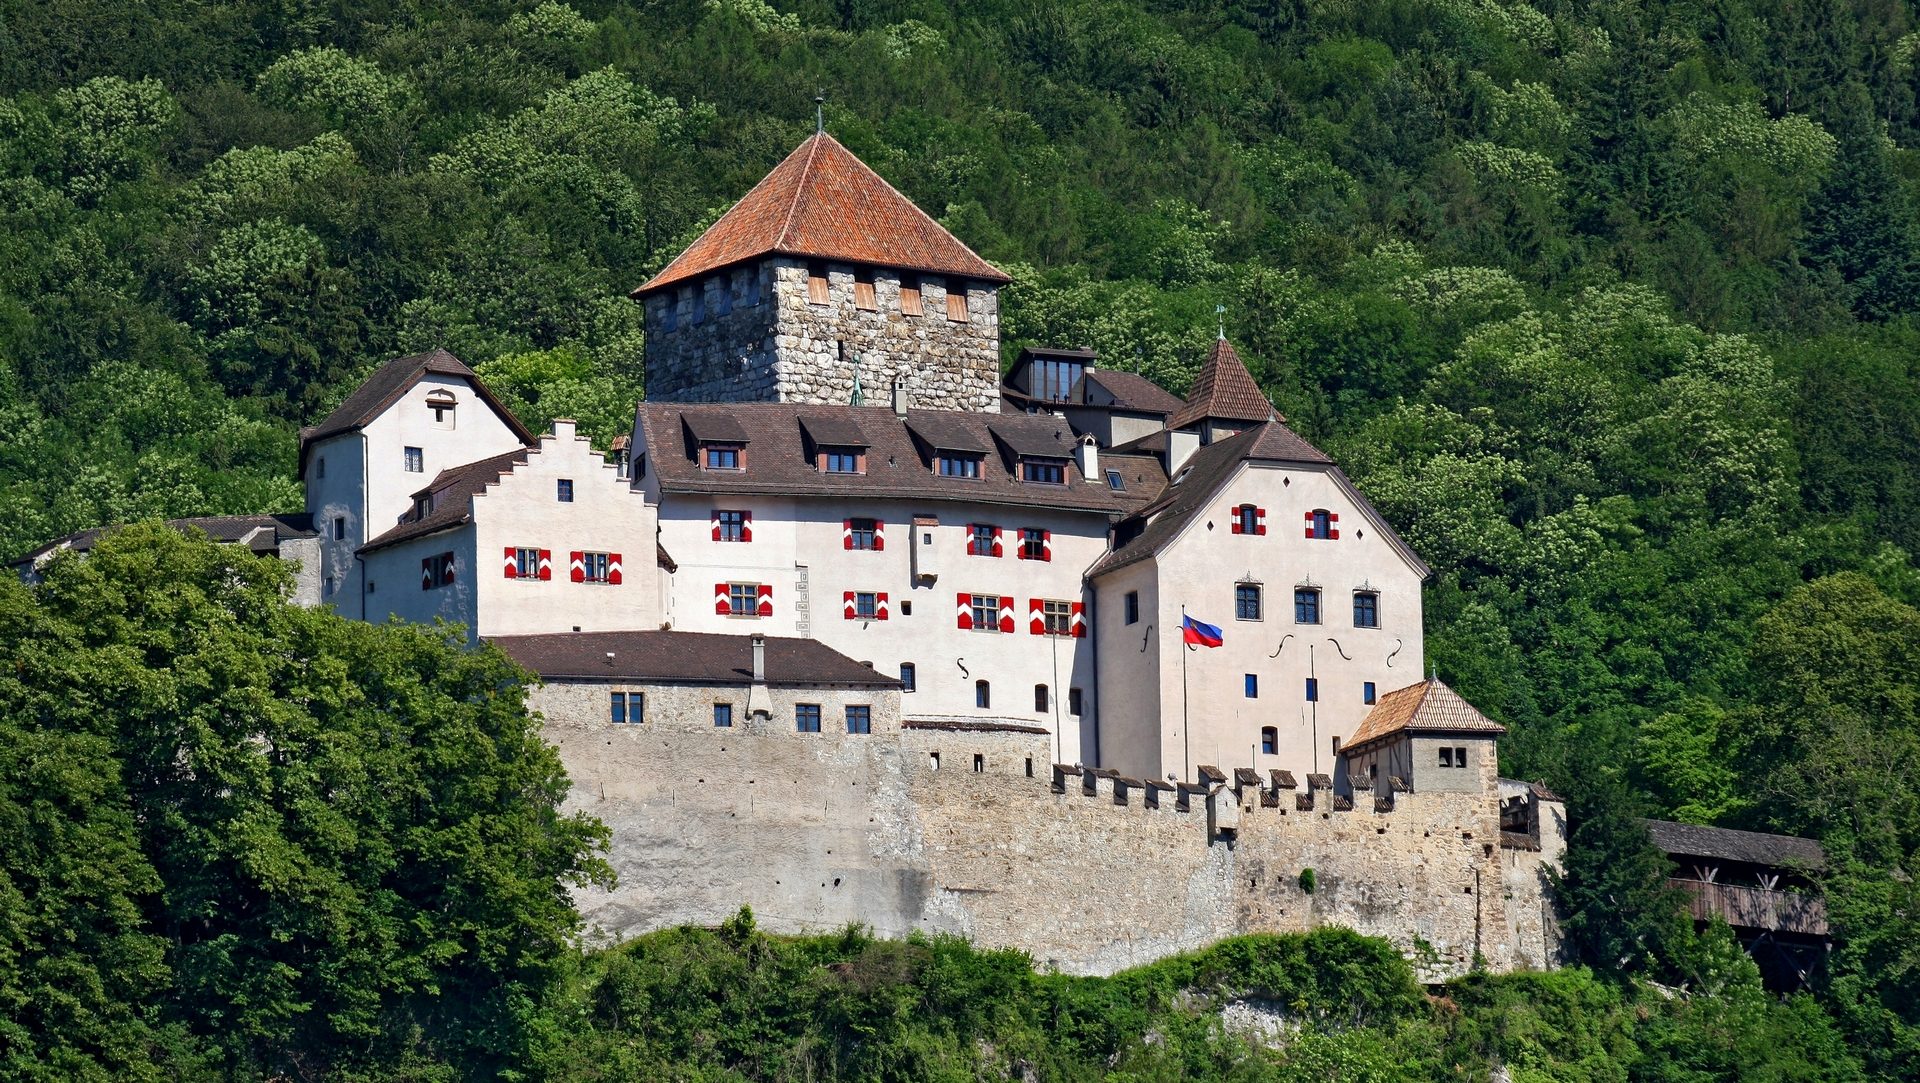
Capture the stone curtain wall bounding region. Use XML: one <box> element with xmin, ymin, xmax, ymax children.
<box><xmin>541</xmin><ymin>683</ymin><xmax>1563</xmax><ymax>977</ymax></box>
<box><xmin>642</xmin><ymin>259</ymin><xmax>1003</xmax><ymax>411</ymax></box>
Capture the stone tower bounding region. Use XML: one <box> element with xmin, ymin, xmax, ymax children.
<box><xmin>632</xmin><ymin>133</ymin><xmax>1010</xmax><ymax>412</ymax></box>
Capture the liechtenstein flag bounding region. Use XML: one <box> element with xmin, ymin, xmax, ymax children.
<box><xmin>1182</xmin><ymin>615</ymin><xmax>1224</xmax><ymax>647</ymax></box>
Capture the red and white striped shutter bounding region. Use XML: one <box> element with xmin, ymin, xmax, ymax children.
<box><xmin>503</xmin><ymin>546</ymin><xmax>519</xmax><ymax>578</ymax></box>
<box><xmin>607</xmin><ymin>553</ymin><xmax>623</xmax><ymax>586</ymax></box>
<box><xmin>956</xmin><ymin>592</ymin><xmax>973</xmax><ymax>630</ymax></box>
<box><xmin>1328</xmin><ymin>511</ymin><xmax>1339</xmax><ymax>540</ymax></box>
<box><xmin>998</xmin><ymin>595</ymin><xmax>1016</xmax><ymax>633</ymax></box>
<box><xmin>1255</xmin><ymin>507</ymin><xmax>1267</xmax><ymax>536</ymax></box>
<box><xmin>756</xmin><ymin>583</ymin><xmax>773</xmax><ymax>617</ymax></box>
<box><xmin>1041</xmin><ymin>530</ymin><xmax>1052</xmax><ymax>562</ymax></box>
<box><xmin>741</xmin><ymin>511</ymin><xmax>753</xmax><ymax>543</ymax></box>
<box><xmin>843</xmin><ymin>590</ymin><xmax>856</xmax><ymax>619</ymax></box>
<box><xmin>441</xmin><ymin>553</ymin><xmax>456</xmax><ymax>586</ymax></box>
<box><xmin>1029</xmin><ymin>598</ymin><xmax>1045</xmax><ymax>635</ymax></box>
<box><xmin>966</xmin><ymin>527</ymin><xmax>977</xmax><ymax>556</ymax></box>
<box><xmin>537</xmin><ymin>549</ymin><xmax>552</xmax><ymax>580</ymax></box>
<box><xmin>711</xmin><ymin>511</ymin><xmax>721</xmax><ymax>542</ymax></box>
<box><xmin>991</xmin><ymin>527</ymin><xmax>1004</xmax><ymax>558</ymax></box>
<box><xmin>872</xmin><ymin>519</ymin><xmax>884</xmax><ymax>552</ymax></box>
<box><xmin>843</xmin><ymin>519</ymin><xmax>854</xmax><ymax>550</ymax></box>
<box><xmin>1071</xmin><ymin>601</ymin><xmax>1086</xmax><ymax>638</ymax></box>
<box><xmin>714</xmin><ymin>583</ymin><xmax>730</xmax><ymax>614</ymax></box>
<box><xmin>1231</xmin><ymin>506</ymin><xmax>1245</xmax><ymax>534</ymax></box>
<box><xmin>421</xmin><ymin>558</ymin><xmax>433</xmax><ymax>590</ymax></box>
<box><xmin>1304</xmin><ymin>511</ymin><xmax>1316</xmax><ymax>538</ymax></box>
<box><xmin>875</xmin><ymin>592</ymin><xmax>889</xmax><ymax>620</ymax></box>
<box><xmin>569</xmin><ymin>551</ymin><xmax>585</xmax><ymax>583</ymax></box>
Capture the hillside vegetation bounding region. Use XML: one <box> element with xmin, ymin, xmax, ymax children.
<box><xmin>2</xmin><ymin>0</ymin><xmax>1919</xmax><ymax>1077</ymax></box>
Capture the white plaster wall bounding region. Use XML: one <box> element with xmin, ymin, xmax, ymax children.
<box><xmin>303</xmin><ymin>432</ymin><xmax>366</xmax><ymax>609</ymax></box>
<box><xmin>1097</xmin><ymin>462</ymin><xmax>1427</xmax><ymax>783</ymax></box>
<box><xmin>473</xmin><ymin>422</ymin><xmax>661</xmax><ymax>636</ymax></box>
<box><xmin>358</xmin><ymin>529</ymin><xmax>479</xmax><ymax>634</ymax></box>
<box><xmin>1090</xmin><ymin>559</ymin><xmax>1163</xmax><ymax>774</ymax></box>
<box><xmin>655</xmin><ymin>493</ymin><xmax>1107</xmax><ymax>764</ymax></box>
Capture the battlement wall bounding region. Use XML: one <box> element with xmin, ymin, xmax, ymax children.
<box><xmin>545</xmin><ymin>700</ymin><xmax>1562</xmax><ymax>976</ymax></box>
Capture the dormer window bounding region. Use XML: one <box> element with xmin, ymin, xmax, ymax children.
<box><xmin>1020</xmin><ymin>457</ymin><xmax>1066</xmax><ymax>484</ymax></box>
<box><xmin>937</xmin><ymin>452</ymin><xmax>982</xmax><ymax>479</ymax></box>
<box><xmin>820</xmin><ymin>446</ymin><xmax>863</xmax><ymax>474</ymax></box>
<box><xmin>426</xmin><ymin>390</ymin><xmax>456</xmax><ymax>429</ymax></box>
<box><xmin>412</xmin><ymin>494</ymin><xmax>432</xmax><ymax>519</ymax></box>
<box><xmin>704</xmin><ymin>444</ymin><xmax>743</xmax><ymax>470</ymax></box>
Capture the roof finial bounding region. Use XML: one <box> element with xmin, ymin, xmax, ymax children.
<box><xmin>850</xmin><ymin>350</ymin><xmax>864</xmax><ymax>406</ymax></box>
<box><xmin>814</xmin><ymin>91</ymin><xmax>825</xmax><ymax>135</ymax></box>
<box><xmin>1215</xmin><ymin>303</ymin><xmax>1226</xmax><ymax>341</ymax></box>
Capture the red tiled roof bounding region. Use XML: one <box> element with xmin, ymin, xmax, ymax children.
<box><xmin>634</xmin><ymin>133</ymin><xmax>1009</xmax><ymax>296</ymax></box>
<box><xmin>1167</xmin><ymin>338</ymin><xmax>1276</xmax><ymax>429</ymax></box>
<box><xmin>1343</xmin><ymin>679</ymin><xmax>1506</xmax><ymax>754</ymax></box>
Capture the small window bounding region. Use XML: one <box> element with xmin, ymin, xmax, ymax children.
<box><xmin>973</xmin><ymin>753</ymin><xmax>984</xmax><ymax>773</ymax></box>
<box><xmin>945</xmin><ymin>281</ymin><xmax>969</xmax><ymax>322</ymax></box>
<box><xmin>970</xmin><ymin>524</ymin><xmax>997</xmax><ymax>555</ymax></box>
<box><xmin>853</xmin><ymin>268</ymin><xmax>877</xmax><ymax>311</ymax></box>
<box><xmin>1105</xmin><ymin>468</ymin><xmax>1125</xmax><ymax>491</ymax></box>
<box><xmin>1294</xmin><ymin>587</ymin><xmax>1321</xmax><ymax>624</ymax></box>
<box><xmin>900</xmin><ymin>277</ymin><xmax>923</xmax><ymax>316</ymax></box>
<box><xmin>1455</xmin><ymin>745</ymin><xmax>1468</xmax><ymax>767</ymax></box>
<box><xmin>427</xmin><ymin>393</ymin><xmax>456</xmax><ymax>428</ymax></box>
<box><xmin>1125</xmin><ymin>591</ymin><xmax>1140</xmax><ymax>625</ymax></box>
<box><xmin>900</xmin><ymin>663</ymin><xmax>916</xmax><ymax>692</ymax></box>
<box><xmin>853</xmin><ymin>591</ymin><xmax>878</xmax><ymax>619</ymax></box>
<box><xmin>1305</xmin><ymin>677</ymin><xmax>1319</xmax><ymax>702</ymax></box>
<box><xmin>796</xmin><ymin>704</ymin><xmax>822</xmax><ymax>733</ymax></box>
<box><xmin>938</xmin><ymin>453</ymin><xmax>983</xmax><ymax>478</ymax></box>
<box><xmin>823</xmin><ymin>448</ymin><xmax>862</xmax><ymax>474</ymax></box>
<box><xmin>317</xmin><ymin>457</ymin><xmax>326</xmax><ymax>479</ymax></box>
<box><xmin>727</xmin><ymin>583</ymin><xmax>761</xmax><ymax>616</ymax></box>
<box><xmin>807</xmin><ymin>262</ymin><xmax>829</xmax><ymax>305</ymax></box>
<box><xmin>975</xmin><ymin>680</ymin><xmax>991</xmax><ymax>709</ymax></box>
<box><xmin>1353</xmin><ymin>591</ymin><xmax>1379</xmax><ymax>628</ymax></box>
<box><xmin>1309</xmin><ymin>508</ymin><xmax>1333</xmax><ymax>539</ymax></box>
<box><xmin>1042</xmin><ymin>599</ymin><xmax>1073</xmax><ymax>636</ymax></box>
<box><xmin>848</xmin><ymin>518</ymin><xmax>878</xmax><ymax>550</ymax></box>
<box><xmin>1034</xmin><ymin>684</ymin><xmax>1049</xmax><ymax>712</ymax></box>
<box><xmin>715</xmin><ymin>509</ymin><xmax>747</xmax><ymax>542</ymax></box>
<box><xmin>1236</xmin><ymin>505</ymin><xmax>1257</xmax><ymax>534</ymax></box>
<box><xmin>324</xmin><ymin>574</ymin><xmax>334</xmax><ymax>595</ymax></box>
<box><xmin>1261</xmin><ymin>726</ymin><xmax>1278</xmax><ymax>755</ymax></box>
<box><xmin>704</xmin><ymin>445</ymin><xmax>741</xmax><ymax>470</ymax></box>
<box><xmin>846</xmin><ymin>705</ymin><xmax>872</xmax><ymax>734</ymax></box>
<box><xmin>1364</xmin><ymin>681</ymin><xmax>1377</xmax><ymax>705</ymax></box>
<box><xmin>969</xmin><ymin>594</ymin><xmax>999</xmax><ymax>631</ymax></box>
<box><xmin>1021</xmin><ymin>458</ymin><xmax>1066</xmax><ymax>484</ymax></box>
<box><xmin>557</xmin><ymin>479</ymin><xmax>574</xmax><ymax>502</ymax></box>
<box><xmin>1236</xmin><ymin>583</ymin><xmax>1262</xmax><ymax>621</ymax></box>
<box><xmin>332</xmin><ymin>516</ymin><xmax>346</xmax><ymax>541</ymax></box>
<box><xmin>579</xmin><ymin>552</ymin><xmax>612</xmax><ymax>583</ymax></box>
<box><xmin>1068</xmin><ymin>687</ymin><xmax>1083</xmax><ymax>715</ymax></box>
<box><xmin>610</xmin><ymin>692</ymin><xmax>631</xmax><ymax>724</ymax></box>
<box><xmin>1439</xmin><ymin>746</ymin><xmax>1455</xmax><ymax>768</ymax></box>
<box><xmin>1020</xmin><ymin>527</ymin><xmax>1048</xmax><ymax>560</ymax></box>
<box><xmin>1245</xmin><ymin>674</ymin><xmax>1258</xmax><ymax>698</ymax></box>
<box><xmin>713</xmin><ymin>703</ymin><xmax>733</xmax><ymax>728</ymax></box>
<box><xmin>512</xmin><ymin>547</ymin><xmax>541</xmax><ymax>578</ymax></box>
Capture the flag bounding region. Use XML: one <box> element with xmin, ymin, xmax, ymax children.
<box><xmin>1182</xmin><ymin>615</ymin><xmax>1223</xmax><ymax>647</ymax></box>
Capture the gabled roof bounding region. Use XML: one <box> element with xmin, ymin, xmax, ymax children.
<box><xmin>1167</xmin><ymin>338</ymin><xmax>1275</xmax><ymax>430</ymax></box>
<box><xmin>1644</xmin><ymin>820</ymin><xmax>1826</xmax><ymax>871</ymax></box>
<box><xmin>1343</xmin><ymin>679</ymin><xmax>1506</xmax><ymax>755</ymax></box>
<box><xmin>1081</xmin><ymin>370</ymin><xmax>1183</xmax><ymax>414</ymax></box>
<box><xmin>491</xmin><ymin>630</ymin><xmax>899</xmax><ymax>688</ymax></box>
<box><xmin>359</xmin><ymin>447</ymin><xmax>530</xmax><ymax>553</ymax></box>
<box><xmin>298</xmin><ymin>349</ymin><xmax>535</xmax><ymax>471</ymax></box>
<box><xmin>635</xmin><ymin>132</ymin><xmax>1009</xmax><ymax>297</ymax></box>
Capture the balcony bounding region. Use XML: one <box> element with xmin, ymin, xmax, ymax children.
<box><xmin>1669</xmin><ymin>878</ymin><xmax>1828</xmax><ymax>937</ymax></box>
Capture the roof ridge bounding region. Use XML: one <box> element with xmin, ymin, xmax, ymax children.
<box><xmin>770</xmin><ymin>132</ymin><xmax>823</xmax><ymax>254</ymax></box>
<box><xmin>815</xmin><ymin>133</ymin><xmax>1003</xmax><ymax>278</ymax></box>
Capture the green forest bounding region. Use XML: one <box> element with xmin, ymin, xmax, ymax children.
<box><xmin>2</xmin><ymin>0</ymin><xmax>1920</xmax><ymax>1078</ymax></box>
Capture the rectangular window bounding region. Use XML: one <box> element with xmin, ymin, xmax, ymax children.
<box><xmin>1237</xmin><ymin>505</ymin><xmax>1257</xmax><ymax>534</ymax></box>
<box><xmin>1294</xmin><ymin>587</ymin><xmax>1321</xmax><ymax>624</ymax></box>
<box><xmin>1364</xmin><ymin>681</ymin><xmax>1377</xmax><ymax>705</ymax></box>
<box><xmin>317</xmin><ymin>457</ymin><xmax>326</xmax><ymax>479</ymax></box>
<box><xmin>945</xmin><ymin>282</ymin><xmax>969</xmax><ymax>322</ymax></box>
<box><xmin>1020</xmin><ymin>527</ymin><xmax>1047</xmax><ymax>560</ymax></box>
<box><xmin>404</xmin><ymin>446</ymin><xmax>424</xmax><ymax>472</ymax></box>
<box><xmin>973</xmin><ymin>753</ymin><xmax>984</xmax><ymax>773</ymax></box>
<box><xmin>1305</xmin><ymin>677</ymin><xmax>1319</xmax><ymax>702</ymax></box>
<box><xmin>1455</xmin><ymin>745</ymin><xmax>1468</xmax><ymax>767</ymax></box>
<box><xmin>853</xmin><ymin>591</ymin><xmax>878</xmax><ymax>619</ymax></box>
<box><xmin>848</xmin><ymin>518</ymin><xmax>878</xmax><ymax>550</ymax></box>
<box><xmin>1354</xmin><ymin>591</ymin><xmax>1379</xmax><ymax>628</ymax></box>
<box><xmin>333</xmin><ymin>516</ymin><xmax>346</xmax><ymax>541</ymax></box>
<box><xmin>1021</xmin><ymin>458</ymin><xmax>1065</xmax><ymax>484</ymax></box>
<box><xmin>727</xmin><ymin>583</ymin><xmax>760</xmax><ymax>616</ymax></box>
<box><xmin>1105</xmin><ymin>469</ymin><xmax>1124</xmax><ymax>491</ymax></box>
<box><xmin>807</xmin><ymin>262</ymin><xmax>829</xmax><ymax>305</ymax></box>
<box><xmin>557</xmin><ymin>479</ymin><xmax>574</xmax><ymax>502</ymax></box>
<box><xmin>1125</xmin><ymin>591</ymin><xmax>1140</xmax><ymax>625</ymax></box>
<box><xmin>715</xmin><ymin>510</ymin><xmax>747</xmax><ymax>542</ymax></box>
<box><xmin>970</xmin><ymin>523</ymin><xmax>997</xmax><ymax>555</ymax></box>
<box><xmin>796</xmin><ymin>704</ymin><xmax>822</xmax><ymax>733</ymax></box>
<box><xmin>969</xmin><ymin>594</ymin><xmax>999</xmax><ymax>631</ymax></box>
<box><xmin>1308</xmin><ymin>508</ymin><xmax>1333</xmax><ymax>539</ymax></box>
<box><xmin>1068</xmin><ymin>687</ymin><xmax>1083</xmax><ymax>715</ymax></box>
<box><xmin>975</xmin><ymin>680</ymin><xmax>990</xmax><ymax>709</ymax></box>
<box><xmin>1043</xmin><ymin>599</ymin><xmax>1073</xmax><ymax>636</ymax></box>
<box><xmin>900</xmin><ymin>662</ymin><xmax>916</xmax><ymax>692</ymax></box>
<box><xmin>938</xmin><ymin>453</ymin><xmax>982</xmax><ymax>478</ymax></box>
<box><xmin>1236</xmin><ymin>583</ymin><xmax>1262</xmax><ymax>621</ymax></box>
<box><xmin>1439</xmin><ymin>746</ymin><xmax>1454</xmax><ymax>768</ymax></box>
<box><xmin>1261</xmin><ymin>727</ymin><xmax>1278</xmax><ymax>755</ymax></box>
<box><xmin>1245</xmin><ymin>674</ymin><xmax>1258</xmax><ymax>698</ymax></box>
<box><xmin>900</xmin><ymin>277</ymin><xmax>923</xmax><ymax>316</ymax></box>
<box><xmin>823</xmin><ymin>448</ymin><xmax>862</xmax><ymax>474</ymax></box>
<box><xmin>1034</xmin><ymin>684</ymin><xmax>1049</xmax><ymax>712</ymax></box>
<box><xmin>513</xmin><ymin>547</ymin><xmax>541</xmax><ymax>578</ymax></box>
<box><xmin>579</xmin><ymin>552</ymin><xmax>611</xmax><ymax>583</ymax></box>
<box><xmin>704</xmin><ymin>445</ymin><xmax>741</xmax><ymax>470</ymax></box>
<box><xmin>853</xmin><ymin>269</ymin><xmax>877</xmax><ymax>311</ymax></box>
<box><xmin>713</xmin><ymin>703</ymin><xmax>733</xmax><ymax>728</ymax></box>
<box><xmin>846</xmin><ymin>705</ymin><xmax>872</xmax><ymax>734</ymax></box>
<box><xmin>324</xmin><ymin>574</ymin><xmax>334</xmax><ymax>595</ymax></box>
<box><xmin>610</xmin><ymin>692</ymin><xmax>631</xmax><ymax>724</ymax></box>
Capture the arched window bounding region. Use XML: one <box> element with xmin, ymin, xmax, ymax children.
<box><xmin>1260</xmin><ymin>727</ymin><xmax>1277</xmax><ymax>755</ymax></box>
<box><xmin>975</xmin><ymin>680</ymin><xmax>991</xmax><ymax>709</ymax></box>
<box><xmin>1306</xmin><ymin>508</ymin><xmax>1337</xmax><ymax>540</ymax></box>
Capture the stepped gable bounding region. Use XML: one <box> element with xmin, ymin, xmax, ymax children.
<box><xmin>493</xmin><ymin>629</ymin><xmax>898</xmax><ymax>687</ymax></box>
<box><xmin>634</xmin><ymin>132</ymin><xmax>1009</xmax><ymax>297</ymax></box>
<box><xmin>1342</xmin><ymin>679</ymin><xmax>1506</xmax><ymax>755</ymax></box>
<box><xmin>1166</xmin><ymin>337</ymin><xmax>1276</xmax><ymax>429</ymax></box>
<box><xmin>633</xmin><ymin>402</ymin><xmax>1125</xmax><ymax>514</ymax></box>
<box><xmin>360</xmin><ymin>446</ymin><xmax>530</xmax><ymax>553</ymax></box>
<box><xmin>298</xmin><ymin>348</ymin><xmax>535</xmax><ymax>470</ymax></box>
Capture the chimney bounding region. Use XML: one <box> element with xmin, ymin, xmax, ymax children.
<box><xmin>1076</xmin><ymin>433</ymin><xmax>1100</xmax><ymax>481</ymax></box>
<box><xmin>751</xmin><ymin>633</ymin><xmax>766</xmax><ymax>682</ymax></box>
<box><xmin>891</xmin><ymin>374</ymin><xmax>910</xmax><ymax>417</ymax></box>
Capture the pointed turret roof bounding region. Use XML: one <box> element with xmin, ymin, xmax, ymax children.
<box><xmin>633</xmin><ymin>133</ymin><xmax>1009</xmax><ymax>297</ymax></box>
<box><xmin>1166</xmin><ymin>337</ymin><xmax>1275</xmax><ymax>430</ymax></box>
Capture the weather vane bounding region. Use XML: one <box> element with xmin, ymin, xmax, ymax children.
<box><xmin>1215</xmin><ymin>303</ymin><xmax>1226</xmax><ymax>340</ymax></box>
<box><xmin>815</xmin><ymin>91</ymin><xmax>825</xmax><ymax>134</ymax></box>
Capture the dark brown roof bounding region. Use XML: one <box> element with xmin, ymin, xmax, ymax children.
<box><xmin>1082</xmin><ymin>370</ymin><xmax>1183</xmax><ymax>414</ymax></box>
<box><xmin>901</xmin><ymin>718</ymin><xmax>1049</xmax><ymax>735</ymax></box>
<box><xmin>635</xmin><ymin>133</ymin><xmax>1008</xmax><ymax>296</ymax></box>
<box><xmin>1343</xmin><ymin>679</ymin><xmax>1506</xmax><ymax>755</ymax></box>
<box><xmin>636</xmin><ymin>403</ymin><xmax>1126</xmax><ymax>515</ymax></box>
<box><xmin>1644</xmin><ymin>820</ymin><xmax>1826</xmax><ymax>871</ymax></box>
<box><xmin>360</xmin><ymin>447</ymin><xmax>530</xmax><ymax>553</ymax></box>
<box><xmin>684</xmin><ymin>411</ymin><xmax>751</xmax><ymax>445</ymax></box>
<box><xmin>1097</xmin><ymin>451</ymin><xmax>1170</xmax><ymax>509</ymax></box>
<box><xmin>799</xmin><ymin>412</ymin><xmax>870</xmax><ymax>448</ymax></box>
<box><xmin>988</xmin><ymin>420</ymin><xmax>1073</xmax><ymax>459</ymax></box>
<box><xmin>491</xmin><ymin>630</ymin><xmax>899</xmax><ymax>687</ymax></box>
<box><xmin>298</xmin><ymin>349</ymin><xmax>535</xmax><ymax>472</ymax></box>
<box><xmin>905</xmin><ymin>413</ymin><xmax>991</xmax><ymax>453</ymax></box>
<box><xmin>1168</xmin><ymin>338</ymin><xmax>1275</xmax><ymax>429</ymax></box>
<box><xmin>16</xmin><ymin>514</ymin><xmax>317</xmax><ymax>565</ymax></box>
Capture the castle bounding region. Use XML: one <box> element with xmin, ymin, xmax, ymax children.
<box><xmin>28</xmin><ymin>131</ymin><xmax>1570</xmax><ymax>976</ymax></box>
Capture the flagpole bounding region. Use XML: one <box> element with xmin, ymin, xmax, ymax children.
<box><xmin>1180</xmin><ymin>605</ymin><xmax>1191</xmax><ymax>783</ymax></box>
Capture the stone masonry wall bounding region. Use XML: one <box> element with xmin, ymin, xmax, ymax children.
<box><xmin>642</xmin><ymin>263</ymin><xmax>781</xmax><ymax>403</ymax></box>
<box><xmin>541</xmin><ymin>682</ymin><xmax>1564</xmax><ymax>977</ymax></box>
